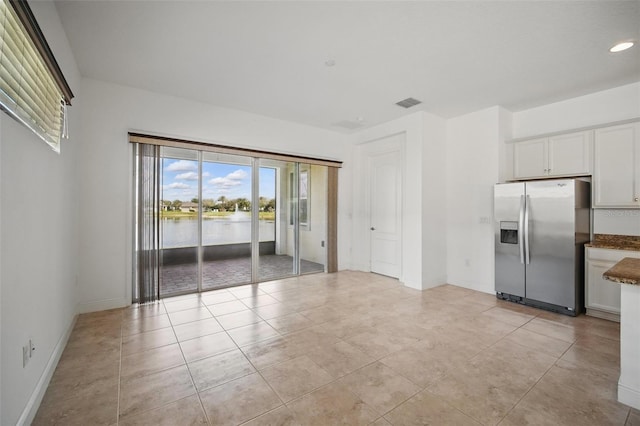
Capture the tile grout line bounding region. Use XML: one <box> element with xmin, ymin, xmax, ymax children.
<box><xmin>495</xmin><ymin>354</ymin><xmax>564</xmax><ymax>425</ymax></box>
<box><xmin>203</xmin><ymin>300</ymin><xmax>291</xmax><ymax>424</ymax></box>
<box><xmin>489</xmin><ymin>312</ymin><xmax>576</xmax><ymax>425</ymax></box>
<box><xmin>236</xmin><ymin>305</ymin><xmax>377</xmax><ymax>418</ymax></box>
<box><xmin>120</xmin><ymin>299</ymin><xmax>217</xmax><ymax>424</ymax></box>
<box><xmin>51</xmin><ymin>274</ymin><xmax>625</xmax><ymax>425</ymax></box>
<box><xmin>397</xmin><ymin>309</ymin><xmax>546</xmax><ymax>425</ymax></box>
<box><xmin>242</xmin><ymin>327</ymin><xmax>405</xmax><ymax>420</ymax></box>
<box><xmin>175</xmin><ymin>297</ymin><xmax>214</xmax><ymax>425</ymax></box>
<box><xmin>119</xmin><ymin>302</ymin><xmax>209</xmax><ymax>422</ymax></box>
<box><xmin>375</xmin><ymin>380</ymin><xmax>424</xmax><ymax>421</ymax></box>
<box><xmin>378</xmin><ymin>313</ymin><xmax>526</xmax><ymax>424</ymax></box>
<box><xmin>116</xmin><ymin>308</ymin><xmax>124</xmax><ymax>425</ymax></box>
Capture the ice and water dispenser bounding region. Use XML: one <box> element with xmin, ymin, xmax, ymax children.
<box><xmin>500</xmin><ymin>221</ymin><xmax>519</xmax><ymax>245</ymax></box>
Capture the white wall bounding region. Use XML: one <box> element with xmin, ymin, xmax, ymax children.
<box><xmin>351</xmin><ymin>111</ymin><xmax>447</xmax><ymax>290</ymax></box>
<box><xmin>0</xmin><ymin>3</ymin><xmax>81</xmax><ymax>425</ymax></box>
<box><xmin>512</xmin><ymin>82</ymin><xmax>640</xmax><ymax>236</ymax></box>
<box><xmin>593</xmin><ymin>210</ymin><xmax>640</xmax><ymax>236</ymax></box>
<box><xmin>0</xmin><ymin>105</ymin><xmax>3</xmax><ymax>424</ymax></box>
<box><xmin>513</xmin><ymin>82</ymin><xmax>640</xmax><ymax>139</ymax></box>
<box><xmin>498</xmin><ymin>107</ymin><xmax>514</xmax><ymax>183</ymax></box>
<box><xmin>445</xmin><ymin>107</ymin><xmax>511</xmax><ymax>293</ymax></box>
<box><xmin>421</xmin><ymin>113</ymin><xmax>448</xmax><ymax>288</ymax></box>
<box><xmin>77</xmin><ymin>79</ymin><xmax>350</xmax><ymax>312</ymax></box>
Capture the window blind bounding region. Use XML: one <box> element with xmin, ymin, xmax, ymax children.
<box><xmin>0</xmin><ymin>0</ymin><xmax>73</xmax><ymax>152</ymax></box>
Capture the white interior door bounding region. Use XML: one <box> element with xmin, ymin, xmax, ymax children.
<box><xmin>369</xmin><ymin>150</ymin><xmax>401</xmax><ymax>278</ymax></box>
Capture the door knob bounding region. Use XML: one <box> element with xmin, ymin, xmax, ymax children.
<box><xmin>635</xmin><ymin>197</ymin><xmax>639</xmax><ymax>202</ymax></box>
<box><xmin>370</xmin><ymin>227</ymin><xmax>375</xmax><ymax>231</ymax></box>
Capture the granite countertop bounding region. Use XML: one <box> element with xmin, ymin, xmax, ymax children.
<box><xmin>603</xmin><ymin>257</ymin><xmax>640</xmax><ymax>285</ymax></box>
<box><xmin>586</xmin><ymin>234</ymin><xmax>640</xmax><ymax>252</ymax></box>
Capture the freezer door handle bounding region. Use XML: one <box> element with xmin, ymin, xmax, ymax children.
<box><xmin>524</xmin><ymin>194</ymin><xmax>530</xmax><ymax>265</ymax></box>
<box><xmin>519</xmin><ymin>195</ymin><xmax>525</xmax><ymax>264</ymax></box>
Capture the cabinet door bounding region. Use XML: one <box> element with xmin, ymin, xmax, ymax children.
<box><xmin>594</xmin><ymin>123</ymin><xmax>640</xmax><ymax>208</ymax></box>
<box><xmin>548</xmin><ymin>131</ymin><xmax>592</xmax><ymax>176</ymax></box>
<box><xmin>514</xmin><ymin>138</ymin><xmax>548</xmax><ymax>179</ymax></box>
<box><xmin>586</xmin><ymin>260</ymin><xmax>620</xmax><ymax>314</ymax></box>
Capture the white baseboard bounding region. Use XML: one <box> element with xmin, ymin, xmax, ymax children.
<box><xmin>446</xmin><ymin>280</ymin><xmax>495</xmax><ymax>295</ymax></box>
<box><xmin>349</xmin><ymin>262</ymin><xmax>371</xmax><ymax>273</ymax></box>
<box><xmin>585</xmin><ymin>308</ymin><xmax>620</xmax><ymax>323</ymax></box>
<box><xmin>77</xmin><ymin>297</ymin><xmax>129</xmax><ymax>314</ymax></box>
<box><xmin>17</xmin><ymin>314</ymin><xmax>77</xmax><ymax>426</ymax></box>
<box><xmin>618</xmin><ymin>381</ymin><xmax>640</xmax><ymax>410</ymax></box>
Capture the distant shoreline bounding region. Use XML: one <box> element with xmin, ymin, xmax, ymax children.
<box><xmin>161</xmin><ymin>211</ymin><xmax>276</xmax><ymax>220</ymax></box>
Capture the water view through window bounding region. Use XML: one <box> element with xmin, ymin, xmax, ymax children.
<box><xmin>158</xmin><ymin>147</ymin><xmax>325</xmax><ymax>296</ymax></box>
<box><xmin>161</xmin><ymin>159</ymin><xmax>275</xmax><ymax>248</ymax></box>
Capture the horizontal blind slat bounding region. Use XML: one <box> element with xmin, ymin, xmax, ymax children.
<box><xmin>0</xmin><ymin>0</ymin><xmax>64</xmax><ymax>151</ymax></box>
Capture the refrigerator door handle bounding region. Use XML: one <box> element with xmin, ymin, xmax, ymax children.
<box><xmin>524</xmin><ymin>194</ymin><xmax>531</xmax><ymax>265</ymax></box>
<box><xmin>519</xmin><ymin>195</ymin><xmax>525</xmax><ymax>264</ymax></box>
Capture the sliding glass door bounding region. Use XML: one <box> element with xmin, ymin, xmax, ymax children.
<box><xmin>153</xmin><ymin>146</ymin><xmax>327</xmax><ymax>297</ymax></box>
<box><xmin>160</xmin><ymin>147</ymin><xmax>199</xmax><ymax>295</ymax></box>
<box><xmin>258</xmin><ymin>159</ymin><xmax>296</xmax><ymax>281</ymax></box>
<box><xmin>201</xmin><ymin>152</ymin><xmax>253</xmax><ymax>290</ymax></box>
<box><xmin>298</xmin><ymin>164</ymin><xmax>327</xmax><ymax>275</ymax></box>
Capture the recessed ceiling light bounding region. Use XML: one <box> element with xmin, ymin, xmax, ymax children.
<box><xmin>324</xmin><ymin>59</ymin><xmax>336</xmax><ymax>67</ymax></box>
<box><xmin>609</xmin><ymin>41</ymin><xmax>634</xmax><ymax>53</ymax></box>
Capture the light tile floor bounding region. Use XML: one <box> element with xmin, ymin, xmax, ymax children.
<box><xmin>34</xmin><ymin>271</ymin><xmax>640</xmax><ymax>425</ymax></box>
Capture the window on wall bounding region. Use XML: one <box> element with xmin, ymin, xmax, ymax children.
<box><xmin>0</xmin><ymin>0</ymin><xmax>74</xmax><ymax>152</ymax></box>
<box><xmin>289</xmin><ymin>168</ymin><xmax>309</xmax><ymax>229</ymax></box>
<box><xmin>299</xmin><ymin>169</ymin><xmax>309</xmax><ymax>228</ymax></box>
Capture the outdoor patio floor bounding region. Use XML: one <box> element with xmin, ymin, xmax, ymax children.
<box><xmin>161</xmin><ymin>255</ymin><xmax>324</xmax><ymax>296</ymax></box>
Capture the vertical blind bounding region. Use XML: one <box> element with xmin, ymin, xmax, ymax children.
<box><xmin>134</xmin><ymin>143</ymin><xmax>162</xmax><ymax>304</ymax></box>
<box><xmin>0</xmin><ymin>0</ymin><xmax>73</xmax><ymax>152</ymax></box>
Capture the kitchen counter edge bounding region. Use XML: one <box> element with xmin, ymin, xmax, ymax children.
<box><xmin>603</xmin><ymin>257</ymin><xmax>640</xmax><ymax>285</ymax></box>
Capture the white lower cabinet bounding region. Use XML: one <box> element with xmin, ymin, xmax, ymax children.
<box><xmin>585</xmin><ymin>247</ymin><xmax>640</xmax><ymax>322</ymax></box>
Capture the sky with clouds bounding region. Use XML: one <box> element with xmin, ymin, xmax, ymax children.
<box><xmin>162</xmin><ymin>159</ymin><xmax>275</xmax><ymax>202</ymax></box>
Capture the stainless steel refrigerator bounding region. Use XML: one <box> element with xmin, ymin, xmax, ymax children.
<box><xmin>494</xmin><ymin>178</ymin><xmax>591</xmax><ymax>316</ymax></box>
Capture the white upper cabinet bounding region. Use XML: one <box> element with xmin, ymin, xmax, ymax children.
<box><xmin>513</xmin><ymin>131</ymin><xmax>592</xmax><ymax>180</ymax></box>
<box><xmin>594</xmin><ymin>122</ymin><xmax>640</xmax><ymax>208</ymax></box>
<box><xmin>548</xmin><ymin>132</ymin><xmax>593</xmax><ymax>176</ymax></box>
<box><xmin>513</xmin><ymin>137</ymin><xmax>547</xmax><ymax>178</ymax></box>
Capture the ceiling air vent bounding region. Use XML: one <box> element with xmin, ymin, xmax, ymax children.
<box><xmin>395</xmin><ymin>97</ymin><xmax>422</xmax><ymax>109</ymax></box>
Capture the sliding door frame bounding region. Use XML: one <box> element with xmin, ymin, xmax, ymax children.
<box><xmin>131</xmin><ymin>132</ymin><xmax>341</xmax><ymax>300</ymax></box>
<box><xmin>197</xmin><ymin>151</ymin><xmax>204</xmax><ymax>293</ymax></box>
<box><xmin>251</xmin><ymin>157</ymin><xmax>259</xmax><ymax>283</ymax></box>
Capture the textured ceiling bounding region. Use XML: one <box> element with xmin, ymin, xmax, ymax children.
<box><xmin>55</xmin><ymin>1</ymin><xmax>640</xmax><ymax>132</ymax></box>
